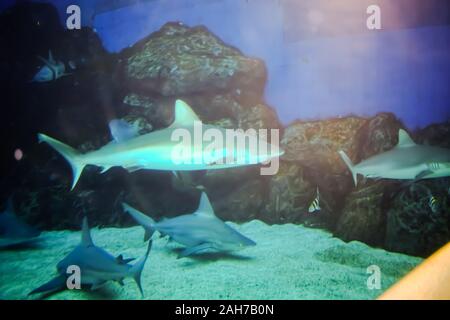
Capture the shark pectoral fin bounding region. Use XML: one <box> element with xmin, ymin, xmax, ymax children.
<box><xmin>338</xmin><ymin>150</ymin><xmax>358</xmax><ymax>186</ymax></box>
<box><xmin>116</xmin><ymin>254</ymin><xmax>135</xmax><ymax>264</ymax></box>
<box><xmin>415</xmin><ymin>170</ymin><xmax>434</xmax><ymax>180</ymax></box>
<box><xmin>28</xmin><ymin>275</ymin><xmax>66</xmax><ymax>296</ymax></box>
<box><xmin>178</xmin><ymin>243</ymin><xmax>214</xmax><ymax>259</ymax></box>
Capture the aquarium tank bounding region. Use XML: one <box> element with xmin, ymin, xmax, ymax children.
<box><xmin>0</xmin><ymin>0</ymin><xmax>449</xmax><ymax>303</ymax></box>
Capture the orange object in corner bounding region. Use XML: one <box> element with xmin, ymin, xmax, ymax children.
<box><xmin>379</xmin><ymin>242</ymin><xmax>450</xmax><ymax>300</ymax></box>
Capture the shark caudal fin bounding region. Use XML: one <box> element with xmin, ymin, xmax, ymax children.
<box><xmin>129</xmin><ymin>240</ymin><xmax>152</xmax><ymax>298</ymax></box>
<box><xmin>28</xmin><ymin>274</ymin><xmax>66</xmax><ymax>296</ymax></box>
<box><xmin>38</xmin><ymin>133</ymin><xmax>86</xmax><ymax>190</ymax></box>
<box><xmin>122</xmin><ymin>203</ymin><xmax>156</xmax><ymax>241</ymax></box>
<box><xmin>338</xmin><ymin>150</ymin><xmax>358</xmax><ymax>187</ymax></box>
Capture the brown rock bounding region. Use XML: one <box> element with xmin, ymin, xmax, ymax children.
<box><xmin>259</xmin><ymin>162</ymin><xmax>312</xmax><ymax>224</ymax></box>
<box><xmin>385</xmin><ymin>180</ymin><xmax>450</xmax><ymax>257</ymax></box>
<box><xmin>334</xmin><ymin>181</ymin><xmax>391</xmax><ymax>247</ymax></box>
<box><xmin>355</xmin><ymin>112</ymin><xmax>405</xmax><ymax>159</ymax></box>
<box><xmin>210</xmin><ymin>178</ymin><xmax>266</xmax><ymax>222</ymax></box>
<box><xmin>281</xmin><ymin>116</ymin><xmax>367</xmax><ymax>174</ymax></box>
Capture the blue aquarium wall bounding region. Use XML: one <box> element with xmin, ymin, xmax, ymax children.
<box><xmin>3</xmin><ymin>0</ymin><xmax>449</xmax><ymax>128</ymax></box>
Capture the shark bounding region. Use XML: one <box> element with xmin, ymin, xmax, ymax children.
<box><xmin>0</xmin><ymin>198</ymin><xmax>41</xmax><ymax>248</ymax></box>
<box><xmin>32</xmin><ymin>50</ymin><xmax>70</xmax><ymax>82</ymax></box>
<box><xmin>122</xmin><ymin>192</ymin><xmax>256</xmax><ymax>258</ymax></box>
<box><xmin>29</xmin><ymin>217</ymin><xmax>152</xmax><ymax>297</ymax></box>
<box><xmin>38</xmin><ymin>99</ymin><xmax>283</xmax><ymax>190</ymax></box>
<box><xmin>339</xmin><ymin>129</ymin><xmax>450</xmax><ymax>187</ymax></box>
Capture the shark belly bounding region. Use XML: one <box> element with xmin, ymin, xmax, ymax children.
<box><xmin>156</xmin><ymin>226</ymin><xmax>204</xmax><ymax>247</ymax></box>
<box><xmin>85</xmin><ymin>143</ymin><xmax>259</xmax><ymax>172</ymax></box>
<box><xmin>81</xmin><ymin>267</ymin><xmax>129</xmax><ymax>283</ymax></box>
<box><xmin>84</xmin><ymin>143</ymin><xmax>179</xmax><ymax>171</ymax></box>
<box><xmin>363</xmin><ymin>163</ymin><xmax>428</xmax><ymax>180</ymax></box>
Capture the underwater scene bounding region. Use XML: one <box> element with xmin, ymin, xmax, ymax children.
<box><xmin>0</xmin><ymin>0</ymin><xmax>449</xmax><ymax>301</ymax></box>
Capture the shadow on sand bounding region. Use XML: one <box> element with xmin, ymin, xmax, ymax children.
<box><xmin>170</xmin><ymin>247</ymin><xmax>255</xmax><ymax>263</ymax></box>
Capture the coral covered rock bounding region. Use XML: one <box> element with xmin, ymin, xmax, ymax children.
<box><xmin>124</xmin><ymin>22</ymin><xmax>267</xmax><ymax>99</ymax></box>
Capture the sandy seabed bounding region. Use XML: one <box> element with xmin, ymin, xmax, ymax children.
<box><xmin>0</xmin><ymin>220</ymin><xmax>422</xmax><ymax>300</ymax></box>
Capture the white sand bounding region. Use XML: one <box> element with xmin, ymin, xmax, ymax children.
<box><xmin>0</xmin><ymin>220</ymin><xmax>422</xmax><ymax>300</ymax></box>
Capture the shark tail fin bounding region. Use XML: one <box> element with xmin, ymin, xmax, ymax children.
<box><xmin>122</xmin><ymin>203</ymin><xmax>156</xmax><ymax>241</ymax></box>
<box><xmin>38</xmin><ymin>133</ymin><xmax>85</xmax><ymax>190</ymax></box>
<box><xmin>28</xmin><ymin>275</ymin><xmax>66</xmax><ymax>296</ymax></box>
<box><xmin>338</xmin><ymin>150</ymin><xmax>358</xmax><ymax>187</ymax></box>
<box><xmin>129</xmin><ymin>240</ymin><xmax>152</xmax><ymax>298</ymax></box>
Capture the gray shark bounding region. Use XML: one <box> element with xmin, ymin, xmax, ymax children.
<box><xmin>339</xmin><ymin>129</ymin><xmax>450</xmax><ymax>186</ymax></box>
<box><xmin>0</xmin><ymin>198</ymin><xmax>41</xmax><ymax>248</ymax></box>
<box><xmin>122</xmin><ymin>192</ymin><xmax>256</xmax><ymax>258</ymax></box>
<box><xmin>32</xmin><ymin>50</ymin><xmax>69</xmax><ymax>82</ymax></box>
<box><xmin>38</xmin><ymin>99</ymin><xmax>283</xmax><ymax>190</ymax></box>
<box><xmin>29</xmin><ymin>217</ymin><xmax>152</xmax><ymax>297</ymax></box>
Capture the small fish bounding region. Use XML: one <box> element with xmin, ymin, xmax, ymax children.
<box><xmin>308</xmin><ymin>187</ymin><xmax>321</xmax><ymax>213</ymax></box>
<box><xmin>428</xmin><ymin>195</ymin><xmax>439</xmax><ymax>213</ymax></box>
<box><xmin>171</xmin><ymin>171</ymin><xmax>206</xmax><ymax>191</ymax></box>
<box><xmin>31</xmin><ymin>50</ymin><xmax>70</xmax><ymax>82</ymax></box>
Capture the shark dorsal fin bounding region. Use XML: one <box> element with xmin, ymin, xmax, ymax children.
<box><xmin>169</xmin><ymin>100</ymin><xmax>200</xmax><ymax>128</ymax></box>
<box><xmin>194</xmin><ymin>192</ymin><xmax>215</xmax><ymax>218</ymax></box>
<box><xmin>81</xmin><ymin>217</ymin><xmax>94</xmax><ymax>247</ymax></box>
<box><xmin>397</xmin><ymin>129</ymin><xmax>416</xmax><ymax>148</ymax></box>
